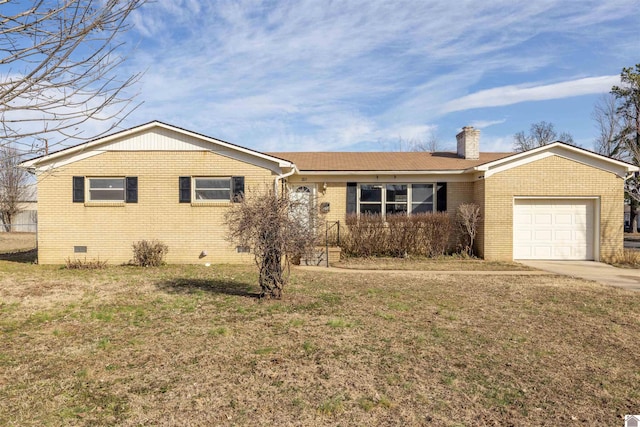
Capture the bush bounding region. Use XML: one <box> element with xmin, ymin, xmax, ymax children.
<box><xmin>456</xmin><ymin>203</ymin><xmax>481</xmax><ymax>256</ymax></box>
<box><xmin>341</xmin><ymin>213</ymin><xmax>452</xmax><ymax>257</ymax></box>
<box><xmin>65</xmin><ymin>257</ymin><xmax>107</xmax><ymax>269</ymax></box>
<box><xmin>611</xmin><ymin>249</ymin><xmax>640</xmax><ymax>267</ymax></box>
<box><xmin>132</xmin><ymin>240</ymin><xmax>168</xmax><ymax>267</ymax></box>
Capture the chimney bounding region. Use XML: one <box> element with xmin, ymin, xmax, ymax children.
<box><xmin>456</xmin><ymin>126</ymin><xmax>480</xmax><ymax>160</ymax></box>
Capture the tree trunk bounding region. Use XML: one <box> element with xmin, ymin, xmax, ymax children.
<box><xmin>631</xmin><ymin>199</ymin><xmax>639</xmax><ymax>233</ymax></box>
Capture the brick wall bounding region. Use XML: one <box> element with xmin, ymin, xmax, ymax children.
<box><xmin>481</xmin><ymin>155</ymin><xmax>623</xmax><ymax>261</ymax></box>
<box><xmin>37</xmin><ymin>151</ymin><xmax>276</xmax><ymax>264</ymax></box>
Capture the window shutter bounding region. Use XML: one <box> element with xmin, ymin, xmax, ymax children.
<box><xmin>179</xmin><ymin>176</ymin><xmax>191</xmax><ymax>203</ymax></box>
<box><xmin>73</xmin><ymin>176</ymin><xmax>84</xmax><ymax>203</ymax></box>
<box><xmin>125</xmin><ymin>177</ymin><xmax>138</xmax><ymax>203</ymax></box>
<box><xmin>231</xmin><ymin>176</ymin><xmax>245</xmax><ymax>202</ymax></box>
<box><xmin>346</xmin><ymin>182</ymin><xmax>357</xmax><ymax>214</ymax></box>
<box><xmin>436</xmin><ymin>182</ymin><xmax>447</xmax><ymax>212</ymax></box>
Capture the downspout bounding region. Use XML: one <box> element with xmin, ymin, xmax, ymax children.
<box><xmin>275</xmin><ymin>165</ymin><xmax>298</xmax><ymax>195</ymax></box>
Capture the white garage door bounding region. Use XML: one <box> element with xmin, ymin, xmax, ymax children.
<box><xmin>513</xmin><ymin>199</ymin><xmax>595</xmax><ymax>260</ymax></box>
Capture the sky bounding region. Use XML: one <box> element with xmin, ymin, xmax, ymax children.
<box><xmin>13</xmin><ymin>0</ymin><xmax>640</xmax><ymax>154</ymax></box>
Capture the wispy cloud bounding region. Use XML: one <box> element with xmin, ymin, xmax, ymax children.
<box><xmin>109</xmin><ymin>0</ymin><xmax>639</xmax><ymax>151</ymax></box>
<box><xmin>469</xmin><ymin>119</ymin><xmax>507</xmax><ymax>129</ymax></box>
<box><xmin>443</xmin><ymin>76</ymin><xmax>620</xmax><ymax>113</ymax></box>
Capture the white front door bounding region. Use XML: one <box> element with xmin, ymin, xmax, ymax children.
<box><xmin>290</xmin><ymin>185</ymin><xmax>314</xmax><ymax>229</ymax></box>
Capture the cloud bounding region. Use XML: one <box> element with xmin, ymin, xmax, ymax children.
<box><xmin>108</xmin><ymin>0</ymin><xmax>639</xmax><ymax>151</ymax></box>
<box><xmin>469</xmin><ymin>119</ymin><xmax>507</xmax><ymax>129</ymax></box>
<box><xmin>443</xmin><ymin>76</ymin><xmax>621</xmax><ymax>113</ymax></box>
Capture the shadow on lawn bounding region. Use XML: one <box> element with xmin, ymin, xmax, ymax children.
<box><xmin>156</xmin><ymin>277</ymin><xmax>261</xmax><ymax>298</ymax></box>
<box><xmin>0</xmin><ymin>249</ymin><xmax>38</xmax><ymax>263</ymax></box>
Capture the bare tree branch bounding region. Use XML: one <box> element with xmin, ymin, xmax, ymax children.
<box><xmin>0</xmin><ymin>0</ymin><xmax>146</xmax><ymax>155</ymax></box>
<box><xmin>225</xmin><ymin>186</ymin><xmax>321</xmax><ymax>299</ymax></box>
<box><xmin>0</xmin><ymin>144</ymin><xmax>30</xmax><ymax>231</ymax></box>
<box><xmin>592</xmin><ymin>93</ymin><xmax>623</xmax><ymax>158</ymax></box>
<box><xmin>513</xmin><ymin>121</ymin><xmax>575</xmax><ymax>152</ymax></box>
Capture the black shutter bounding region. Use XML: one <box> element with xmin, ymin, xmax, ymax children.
<box><xmin>73</xmin><ymin>176</ymin><xmax>84</xmax><ymax>203</ymax></box>
<box><xmin>346</xmin><ymin>182</ymin><xmax>357</xmax><ymax>214</ymax></box>
<box><xmin>231</xmin><ymin>176</ymin><xmax>245</xmax><ymax>202</ymax></box>
<box><xmin>436</xmin><ymin>182</ymin><xmax>447</xmax><ymax>212</ymax></box>
<box><xmin>179</xmin><ymin>176</ymin><xmax>191</xmax><ymax>203</ymax></box>
<box><xmin>125</xmin><ymin>177</ymin><xmax>138</xmax><ymax>203</ymax></box>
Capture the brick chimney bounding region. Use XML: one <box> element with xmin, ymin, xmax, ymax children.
<box><xmin>456</xmin><ymin>126</ymin><xmax>480</xmax><ymax>160</ymax></box>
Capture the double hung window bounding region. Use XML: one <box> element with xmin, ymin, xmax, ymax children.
<box><xmin>194</xmin><ymin>178</ymin><xmax>231</xmax><ymax>201</ymax></box>
<box><xmin>88</xmin><ymin>178</ymin><xmax>125</xmax><ymax>202</ymax></box>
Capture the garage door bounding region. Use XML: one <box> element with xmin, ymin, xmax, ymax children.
<box><xmin>513</xmin><ymin>199</ymin><xmax>594</xmax><ymax>260</ymax></box>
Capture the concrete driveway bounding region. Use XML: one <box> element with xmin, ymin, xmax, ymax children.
<box><xmin>519</xmin><ymin>261</ymin><xmax>640</xmax><ymax>291</ymax></box>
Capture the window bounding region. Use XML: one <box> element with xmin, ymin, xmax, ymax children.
<box><xmin>386</xmin><ymin>184</ymin><xmax>408</xmax><ymax>215</ymax></box>
<box><xmin>194</xmin><ymin>178</ymin><xmax>231</xmax><ymax>201</ymax></box>
<box><xmin>179</xmin><ymin>176</ymin><xmax>244</xmax><ymax>203</ymax></box>
<box><xmin>411</xmin><ymin>184</ymin><xmax>434</xmax><ymax>213</ymax></box>
<box><xmin>357</xmin><ymin>183</ymin><xmax>436</xmax><ymax>216</ymax></box>
<box><xmin>359</xmin><ymin>184</ymin><xmax>382</xmax><ymax>215</ymax></box>
<box><xmin>88</xmin><ymin>178</ymin><xmax>125</xmax><ymax>202</ymax></box>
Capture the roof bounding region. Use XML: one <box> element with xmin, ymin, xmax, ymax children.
<box><xmin>267</xmin><ymin>151</ymin><xmax>513</xmax><ymax>172</ymax></box>
<box><xmin>20</xmin><ymin>121</ymin><xmax>295</xmax><ymax>171</ymax></box>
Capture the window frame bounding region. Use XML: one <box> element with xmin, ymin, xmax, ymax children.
<box><xmin>357</xmin><ymin>183</ymin><xmax>436</xmax><ymax>217</ymax></box>
<box><xmin>87</xmin><ymin>177</ymin><xmax>126</xmax><ymax>202</ymax></box>
<box><xmin>192</xmin><ymin>176</ymin><xmax>232</xmax><ymax>203</ymax></box>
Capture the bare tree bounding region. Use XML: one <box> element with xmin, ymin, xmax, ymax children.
<box><xmin>610</xmin><ymin>64</ymin><xmax>640</xmax><ymax>232</ymax></box>
<box><xmin>1</xmin><ymin>0</ymin><xmax>145</xmax><ymax>155</ymax></box>
<box><xmin>513</xmin><ymin>121</ymin><xmax>575</xmax><ymax>152</ymax></box>
<box><xmin>226</xmin><ymin>187</ymin><xmax>320</xmax><ymax>299</ymax></box>
<box><xmin>592</xmin><ymin>94</ymin><xmax>623</xmax><ymax>158</ymax></box>
<box><xmin>408</xmin><ymin>131</ymin><xmax>441</xmax><ymax>152</ymax></box>
<box><xmin>456</xmin><ymin>203</ymin><xmax>481</xmax><ymax>256</ymax></box>
<box><xmin>0</xmin><ymin>145</ymin><xmax>30</xmax><ymax>231</ymax></box>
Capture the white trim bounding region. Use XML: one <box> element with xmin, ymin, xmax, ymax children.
<box><xmin>87</xmin><ymin>177</ymin><xmax>126</xmax><ymax>203</ymax></box>
<box><xmin>291</xmin><ymin>173</ymin><xmax>473</xmax><ymax>183</ymax></box>
<box><xmin>512</xmin><ymin>196</ymin><xmax>600</xmax><ymax>261</ymax></box>
<box><xmin>193</xmin><ymin>176</ymin><xmax>232</xmax><ymax>203</ymax></box>
<box><xmin>356</xmin><ymin>182</ymin><xmax>436</xmax><ymax>216</ymax></box>
<box><xmin>472</xmin><ymin>142</ymin><xmax>638</xmax><ymax>178</ymax></box>
<box><xmin>297</xmin><ymin>170</ymin><xmax>467</xmax><ymax>176</ymax></box>
<box><xmin>20</xmin><ymin>121</ymin><xmax>295</xmax><ymax>171</ymax></box>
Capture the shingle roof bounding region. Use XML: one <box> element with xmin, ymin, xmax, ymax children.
<box><xmin>266</xmin><ymin>151</ymin><xmax>514</xmax><ymax>172</ymax></box>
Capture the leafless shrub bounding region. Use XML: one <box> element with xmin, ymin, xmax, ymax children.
<box><xmin>341</xmin><ymin>213</ymin><xmax>452</xmax><ymax>257</ymax></box>
<box><xmin>65</xmin><ymin>257</ymin><xmax>107</xmax><ymax>270</ymax></box>
<box><xmin>456</xmin><ymin>203</ymin><xmax>481</xmax><ymax>256</ymax></box>
<box><xmin>225</xmin><ymin>187</ymin><xmax>320</xmax><ymax>299</ymax></box>
<box><xmin>132</xmin><ymin>240</ymin><xmax>168</xmax><ymax>267</ymax></box>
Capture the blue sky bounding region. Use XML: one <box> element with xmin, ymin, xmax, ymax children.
<box><xmin>70</xmin><ymin>1</ymin><xmax>640</xmax><ymax>152</ymax></box>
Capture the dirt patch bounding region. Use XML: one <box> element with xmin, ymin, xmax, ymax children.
<box><xmin>0</xmin><ymin>262</ymin><xmax>638</xmax><ymax>426</ymax></box>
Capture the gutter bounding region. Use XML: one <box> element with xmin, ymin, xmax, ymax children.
<box><xmin>275</xmin><ymin>165</ymin><xmax>298</xmax><ymax>195</ymax></box>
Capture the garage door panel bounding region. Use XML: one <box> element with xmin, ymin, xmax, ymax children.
<box><xmin>514</xmin><ymin>199</ymin><xmax>595</xmax><ymax>260</ymax></box>
<box><xmin>534</xmin><ymin>214</ymin><xmax>552</xmax><ymax>225</ymax></box>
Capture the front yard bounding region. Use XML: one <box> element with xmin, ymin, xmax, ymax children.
<box><xmin>0</xmin><ymin>260</ymin><xmax>638</xmax><ymax>426</ymax></box>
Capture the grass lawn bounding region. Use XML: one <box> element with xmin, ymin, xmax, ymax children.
<box><xmin>0</xmin><ymin>232</ymin><xmax>36</xmax><ymax>253</ymax></box>
<box><xmin>1</xmin><ymin>260</ymin><xmax>639</xmax><ymax>426</ymax></box>
<box><xmin>335</xmin><ymin>256</ymin><xmax>533</xmax><ymax>271</ymax></box>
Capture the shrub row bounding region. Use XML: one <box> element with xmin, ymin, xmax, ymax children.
<box><xmin>341</xmin><ymin>213</ymin><xmax>453</xmax><ymax>257</ymax></box>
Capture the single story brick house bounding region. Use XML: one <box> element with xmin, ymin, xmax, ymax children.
<box><xmin>21</xmin><ymin>121</ymin><xmax>638</xmax><ymax>264</ymax></box>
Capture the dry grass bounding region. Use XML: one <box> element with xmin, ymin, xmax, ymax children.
<box><xmin>336</xmin><ymin>256</ymin><xmax>533</xmax><ymax>271</ymax></box>
<box><xmin>1</xmin><ymin>261</ymin><xmax>639</xmax><ymax>426</ymax></box>
<box><xmin>610</xmin><ymin>249</ymin><xmax>640</xmax><ymax>268</ymax></box>
<box><xmin>0</xmin><ymin>232</ymin><xmax>36</xmax><ymax>253</ymax></box>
